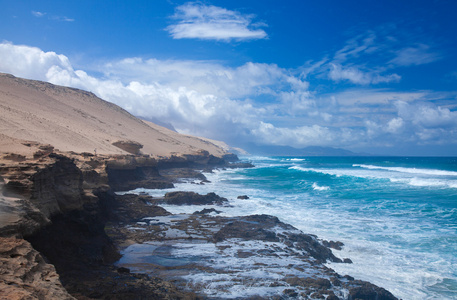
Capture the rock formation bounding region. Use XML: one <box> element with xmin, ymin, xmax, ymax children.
<box><xmin>0</xmin><ymin>73</ymin><xmax>236</xmax><ymax>299</ymax></box>
<box><xmin>0</xmin><ymin>237</ymin><xmax>74</xmax><ymax>300</ymax></box>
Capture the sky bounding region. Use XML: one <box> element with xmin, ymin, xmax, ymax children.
<box><xmin>1</xmin><ymin>0</ymin><xmax>457</xmax><ymax>156</ymax></box>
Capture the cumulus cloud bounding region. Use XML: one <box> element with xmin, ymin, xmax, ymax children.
<box><xmin>0</xmin><ymin>42</ymin><xmax>74</xmax><ymax>82</ymax></box>
<box><xmin>251</xmin><ymin>122</ymin><xmax>342</xmax><ymax>148</ymax></box>
<box><xmin>396</xmin><ymin>101</ymin><xmax>457</xmax><ymax>129</ymax></box>
<box><xmin>0</xmin><ymin>42</ymin><xmax>277</xmax><ymax>145</ymax></box>
<box><xmin>103</xmin><ymin>58</ymin><xmax>290</xmax><ymax>98</ymax></box>
<box><xmin>385</xmin><ymin>117</ymin><xmax>404</xmax><ymax>134</ymax></box>
<box><xmin>1</xmin><ymin>41</ymin><xmax>456</xmax><ymax>152</ymax></box>
<box><xmin>356</xmin><ymin>101</ymin><xmax>457</xmax><ymax>146</ymax></box>
<box><xmin>166</xmin><ymin>2</ymin><xmax>267</xmax><ymax>41</ymax></box>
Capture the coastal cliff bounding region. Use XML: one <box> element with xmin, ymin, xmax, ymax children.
<box><xmin>0</xmin><ymin>74</ymin><xmax>397</xmax><ymax>299</ymax></box>
<box><xmin>0</xmin><ymin>148</ymin><xmax>235</xmax><ymax>299</ymax></box>
<box><xmin>0</xmin><ymin>73</ymin><xmax>239</xmax><ymax>299</ymax></box>
<box><xmin>1</xmin><ymin>150</ymin><xmax>398</xmax><ymax>300</ymax></box>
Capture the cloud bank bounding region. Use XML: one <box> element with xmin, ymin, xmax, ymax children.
<box><xmin>1</xmin><ymin>41</ymin><xmax>456</xmax><ymax>154</ymax></box>
<box><xmin>166</xmin><ymin>2</ymin><xmax>267</xmax><ymax>41</ymax></box>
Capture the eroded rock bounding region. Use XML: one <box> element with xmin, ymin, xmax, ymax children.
<box><xmin>112</xmin><ymin>140</ymin><xmax>144</xmax><ymax>155</ymax></box>
<box><xmin>0</xmin><ymin>237</ymin><xmax>74</xmax><ymax>300</ymax></box>
<box><xmin>160</xmin><ymin>191</ymin><xmax>229</xmax><ymax>206</ymax></box>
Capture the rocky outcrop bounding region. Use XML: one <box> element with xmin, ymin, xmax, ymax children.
<box><xmin>348</xmin><ymin>281</ymin><xmax>398</xmax><ymax>300</ymax></box>
<box><xmin>0</xmin><ymin>149</ymin><xmax>399</xmax><ymax>300</ymax></box>
<box><xmin>108</xmin><ymin>197</ymin><xmax>397</xmax><ymax>299</ymax></box>
<box><xmin>212</xmin><ymin>214</ymin><xmax>342</xmax><ymax>263</ymax></box>
<box><xmin>30</xmin><ymin>154</ymin><xmax>85</xmax><ymax>218</ymax></box>
<box><xmin>109</xmin><ymin>193</ymin><xmax>171</xmax><ymax>223</ymax></box>
<box><xmin>159</xmin><ymin>191</ymin><xmax>229</xmax><ymax>206</ymax></box>
<box><xmin>111</xmin><ymin>140</ymin><xmax>143</xmax><ymax>155</ymax></box>
<box><xmin>105</xmin><ymin>152</ymin><xmax>238</xmax><ymax>191</ymax></box>
<box><xmin>0</xmin><ymin>149</ymin><xmax>241</xmax><ymax>299</ymax></box>
<box><xmin>106</xmin><ymin>155</ymin><xmax>173</xmax><ymax>191</ymax></box>
<box><xmin>0</xmin><ymin>187</ymin><xmax>49</xmax><ymax>238</ymax></box>
<box><xmin>0</xmin><ymin>237</ymin><xmax>75</xmax><ymax>300</ymax></box>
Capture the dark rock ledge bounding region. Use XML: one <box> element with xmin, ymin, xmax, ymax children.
<box><xmin>0</xmin><ymin>151</ymin><xmax>397</xmax><ymax>300</ymax></box>
<box><xmin>108</xmin><ymin>194</ymin><xmax>397</xmax><ymax>300</ymax></box>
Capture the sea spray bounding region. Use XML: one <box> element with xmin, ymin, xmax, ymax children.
<box><xmin>123</xmin><ymin>156</ymin><xmax>457</xmax><ymax>299</ymax></box>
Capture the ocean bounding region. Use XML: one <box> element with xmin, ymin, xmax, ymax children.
<box><xmin>127</xmin><ymin>156</ymin><xmax>457</xmax><ymax>299</ymax></box>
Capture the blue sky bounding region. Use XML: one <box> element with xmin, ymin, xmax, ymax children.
<box><xmin>1</xmin><ymin>0</ymin><xmax>457</xmax><ymax>155</ymax></box>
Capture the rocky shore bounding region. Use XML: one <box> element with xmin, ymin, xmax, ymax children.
<box><xmin>0</xmin><ymin>148</ymin><xmax>398</xmax><ymax>300</ymax></box>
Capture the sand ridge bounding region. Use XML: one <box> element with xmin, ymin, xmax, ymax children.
<box><xmin>0</xmin><ymin>73</ymin><xmax>230</xmax><ymax>157</ymax></box>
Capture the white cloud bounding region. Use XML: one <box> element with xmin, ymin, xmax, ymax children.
<box><xmin>333</xmin><ymin>32</ymin><xmax>378</xmax><ymax>63</ymax></box>
<box><xmin>31</xmin><ymin>10</ymin><xmax>74</xmax><ymax>22</ymax></box>
<box><xmin>32</xmin><ymin>11</ymin><xmax>46</xmax><ymax>17</ymax></box>
<box><xmin>328</xmin><ymin>63</ymin><xmax>401</xmax><ymax>85</ymax></box>
<box><xmin>307</xmin><ymin>31</ymin><xmax>402</xmax><ymax>86</ymax></box>
<box><xmin>0</xmin><ymin>42</ymin><xmax>74</xmax><ymax>82</ymax></box>
<box><xmin>166</xmin><ymin>2</ymin><xmax>267</xmax><ymax>41</ymax></box>
<box><xmin>50</xmin><ymin>16</ymin><xmax>75</xmax><ymax>22</ymax></box>
<box><xmin>386</xmin><ymin>117</ymin><xmax>404</xmax><ymax>133</ymax></box>
<box><xmin>313</xmin><ymin>30</ymin><xmax>441</xmax><ymax>87</ymax></box>
<box><xmin>389</xmin><ymin>44</ymin><xmax>440</xmax><ymax>66</ymax></box>
<box><xmin>396</xmin><ymin>101</ymin><xmax>457</xmax><ymax>129</ymax></box>
<box><xmin>1</xmin><ymin>41</ymin><xmax>456</xmax><ymax>152</ymax></box>
<box><xmin>251</xmin><ymin>122</ymin><xmax>337</xmax><ymax>147</ymax></box>
<box><xmin>103</xmin><ymin>58</ymin><xmax>295</xmax><ymax>99</ymax></box>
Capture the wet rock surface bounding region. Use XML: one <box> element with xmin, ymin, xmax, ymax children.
<box><xmin>159</xmin><ymin>191</ymin><xmax>229</xmax><ymax>206</ymax></box>
<box><xmin>108</xmin><ymin>193</ymin><xmax>397</xmax><ymax>300</ymax></box>
<box><xmin>0</xmin><ymin>151</ymin><xmax>398</xmax><ymax>300</ymax></box>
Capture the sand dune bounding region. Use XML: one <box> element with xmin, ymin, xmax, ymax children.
<box><xmin>0</xmin><ymin>73</ymin><xmax>230</xmax><ymax>157</ymax></box>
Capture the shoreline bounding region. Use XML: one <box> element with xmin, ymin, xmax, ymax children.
<box><xmin>0</xmin><ymin>150</ymin><xmax>398</xmax><ymax>299</ymax></box>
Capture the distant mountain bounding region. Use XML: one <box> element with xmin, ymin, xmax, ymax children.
<box><xmin>243</xmin><ymin>144</ymin><xmax>367</xmax><ymax>156</ymax></box>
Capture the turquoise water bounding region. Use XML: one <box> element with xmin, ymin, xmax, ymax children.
<box><xmin>131</xmin><ymin>156</ymin><xmax>457</xmax><ymax>299</ymax></box>
<box><xmin>225</xmin><ymin>156</ymin><xmax>457</xmax><ymax>299</ymax></box>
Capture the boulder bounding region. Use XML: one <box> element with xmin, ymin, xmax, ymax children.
<box><xmin>161</xmin><ymin>191</ymin><xmax>228</xmax><ymax>205</ymax></box>
<box><xmin>349</xmin><ymin>281</ymin><xmax>398</xmax><ymax>300</ymax></box>
<box><xmin>112</xmin><ymin>140</ymin><xmax>143</xmax><ymax>155</ymax></box>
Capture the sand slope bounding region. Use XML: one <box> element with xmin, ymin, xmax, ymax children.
<box><xmin>0</xmin><ymin>73</ymin><xmax>229</xmax><ymax>157</ymax></box>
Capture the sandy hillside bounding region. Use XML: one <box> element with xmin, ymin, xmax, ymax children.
<box><xmin>0</xmin><ymin>73</ymin><xmax>230</xmax><ymax>157</ymax></box>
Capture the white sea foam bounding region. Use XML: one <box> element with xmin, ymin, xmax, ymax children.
<box><xmin>389</xmin><ymin>177</ymin><xmax>457</xmax><ymax>188</ymax></box>
<box><xmin>354</xmin><ymin>164</ymin><xmax>457</xmax><ymax>176</ymax></box>
<box><xmin>287</xmin><ymin>158</ymin><xmax>306</xmax><ymax>162</ymax></box>
<box><xmin>289</xmin><ymin>165</ymin><xmax>394</xmax><ymax>180</ymax></box>
<box><xmin>290</xmin><ymin>165</ymin><xmax>457</xmax><ymax>189</ymax></box>
<box><xmin>312</xmin><ymin>182</ymin><xmax>330</xmax><ymax>191</ymax></box>
<box><xmin>121</xmin><ymin>157</ymin><xmax>457</xmax><ymax>299</ymax></box>
<box><xmin>241</xmin><ymin>155</ymin><xmax>276</xmax><ymax>162</ymax></box>
<box><xmin>169</xmin><ymin>238</ymin><xmax>325</xmax><ymax>298</ymax></box>
<box><xmin>119</xmin><ymin>235</ymin><xmax>334</xmax><ymax>298</ymax></box>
